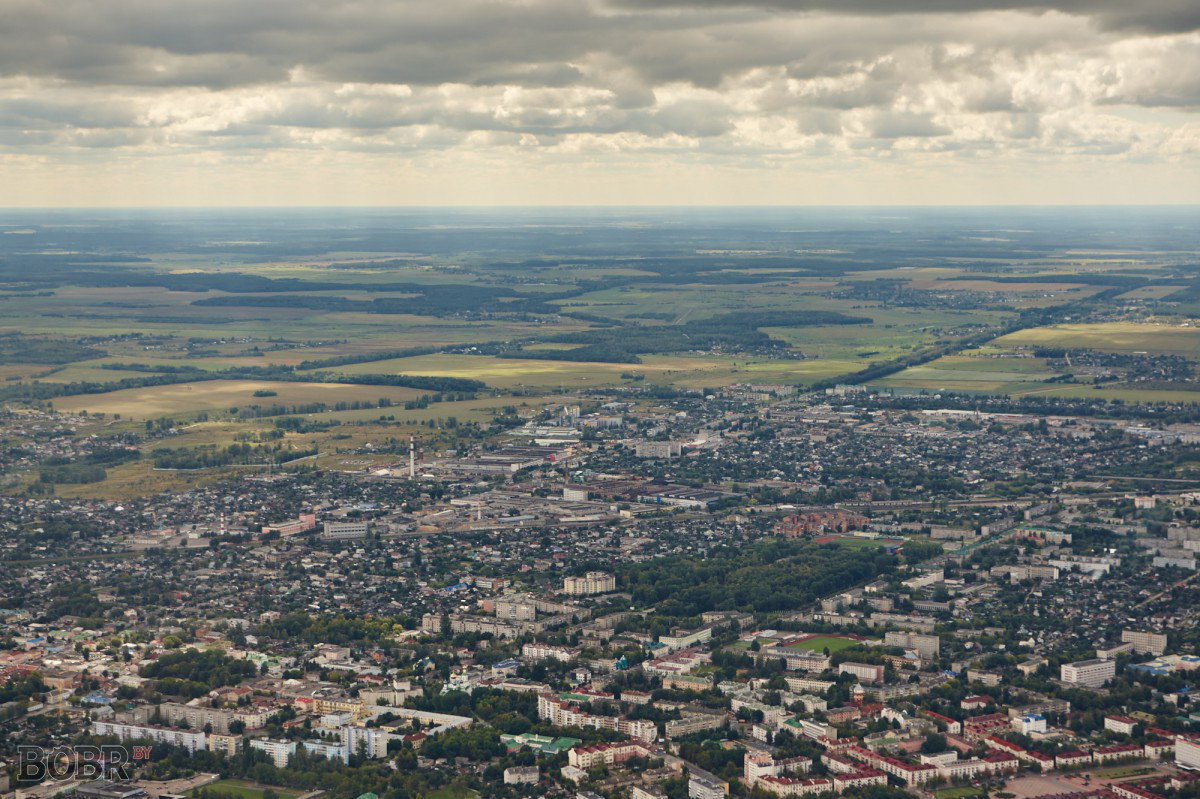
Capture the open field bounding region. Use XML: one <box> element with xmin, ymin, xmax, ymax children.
<box><xmin>934</xmin><ymin>787</ymin><xmax>984</xmax><ymax>799</ymax></box>
<box><xmin>51</xmin><ymin>380</ymin><xmax>428</xmax><ymax>419</ymax></box>
<box><xmin>187</xmin><ymin>779</ymin><xmax>303</xmax><ymax>799</ymax></box>
<box><xmin>873</xmin><ymin>323</ymin><xmax>1200</xmax><ymax>402</ymax></box>
<box><xmin>995</xmin><ymin>322</ymin><xmax>1200</xmax><ymax>357</ymax></box>
<box><xmin>1002</xmin><ymin>774</ymin><xmax>1081</xmax><ymax>799</ymax></box>
<box><xmin>322</xmin><ymin>352</ymin><xmax>861</xmax><ymax>390</ymax></box>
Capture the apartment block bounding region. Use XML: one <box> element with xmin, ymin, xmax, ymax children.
<box><xmin>1061</xmin><ymin>658</ymin><xmax>1116</xmax><ymax>688</ymax></box>
<box><xmin>1122</xmin><ymin>630</ymin><xmax>1168</xmax><ymax>656</ymax></box>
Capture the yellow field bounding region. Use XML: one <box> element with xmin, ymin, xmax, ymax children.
<box><xmin>51</xmin><ymin>380</ymin><xmax>428</xmax><ymax>419</ymax></box>
<box><xmin>321</xmin><ymin>352</ymin><xmax>859</xmax><ymax>390</ymax></box>
<box><xmin>996</xmin><ymin>322</ymin><xmax>1200</xmax><ymax>356</ymax></box>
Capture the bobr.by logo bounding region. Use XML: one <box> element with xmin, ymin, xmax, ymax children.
<box><xmin>18</xmin><ymin>744</ymin><xmax>152</xmax><ymax>783</ymax></box>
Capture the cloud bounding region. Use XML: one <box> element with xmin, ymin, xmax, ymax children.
<box><xmin>0</xmin><ymin>0</ymin><xmax>1198</xmax><ymax>204</ymax></box>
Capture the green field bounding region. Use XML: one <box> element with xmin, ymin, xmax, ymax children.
<box><xmin>188</xmin><ymin>780</ymin><xmax>303</xmax><ymax>799</ymax></box>
<box><xmin>873</xmin><ymin>322</ymin><xmax>1200</xmax><ymax>403</ymax></box>
<box><xmin>784</xmin><ymin>635</ymin><xmax>868</xmax><ymax>653</ymax></box>
<box><xmin>935</xmin><ymin>788</ymin><xmax>984</xmax><ymax>799</ymax></box>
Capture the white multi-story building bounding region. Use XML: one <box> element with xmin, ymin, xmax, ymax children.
<box><xmin>1177</xmin><ymin>737</ymin><xmax>1200</xmax><ymax>771</ymax></box>
<box><xmin>494</xmin><ymin>594</ymin><xmax>537</xmax><ymax>621</ymax></box>
<box><xmin>1061</xmin><ymin>658</ymin><xmax>1116</xmax><ymax>688</ymax></box>
<box><xmin>322</xmin><ymin>520</ymin><xmax>369</xmax><ymax>540</ymax></box>
<box><xmin>1105</xmin><ymin>715</ymin><xmax>1138</xmax><ymax>736</ymax></box>
<box><xmin>302</xmin><ymin>739</ymin><xmax>349</xmax><ymax>764</ymax></box>
<box><xmin>568</xmin><ymin>741</ymin><xmax>656</xmax><ymax>769</ymax></box>
<box><xmin>503</xmin><ymin>766</ymin><xmax>540</xmax><ymax>785</ymax></box>
<box><xmin>659</xmin><ymin>626</ymin><xmax>713</xmax><ymax>652</ymax></box>
<box><xmin>250</xmin><ymin>738</ymin><xmax>296</xmax><ymax>768</ymax></box>
<box><xmin>1122</xmin><ymin>630</ymin><xmax>1168</xmax><ymax>656</ymax></box>
<box><xmin>884</xmin><ymin>631</ymin><xmax>940</xmax><ymax>660</ymax></box>
<box><xmin>688</xmin><ymin>772</ymin><xmax>727</xmax><ymax>799</ymax></box>
<box><xmin>344</xmin><ymin>725</ymin><xmax>395</xmax><ymax>759</ymax></box>
<box><xmin>563</xmin><ymin>571</ymin><xmax>617</xmax><ymax>595</ymax></box>
<box><xmin>1013</xmin><ymin>714</ymin><xmax>1047</xmax><ymax>734</ymax></box>
<box><xmin>522</xmin><ymin>642</ymin><xmax>578</xmax><ymax>662</ymax></box>
<box><xmin>838</xmin><ymin>662</ymin><xmax>884</xmax><ymax>683</ymax></box>
<box><xmin>92</xmin><ymin>721</ymin><xmax>207</xmax><ymax>754</ymax></box>
<box><xmin>744</xmin><ymin>752</ymin><xmax>812</xmax><ymax>787</ymax></box>
<box><xmin>537</xmin><ymin>694</ymin><xmax>657</xmax><ymax>742</ymax></box>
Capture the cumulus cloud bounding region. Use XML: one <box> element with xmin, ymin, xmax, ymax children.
<box><xmin>0</xmin><ymin>0</ymin><xmax>1197</xmax><ymax>203</ymax></box>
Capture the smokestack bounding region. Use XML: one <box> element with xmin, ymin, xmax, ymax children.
<box><xmin>409</xmin><ymin>435</ymin><xmax>416</xmax><ymax>479</ymax></box>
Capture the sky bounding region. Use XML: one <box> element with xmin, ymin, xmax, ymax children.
<box><xmin>2</xmin><ymin>0</ymin><xmax>1200</xmax><ymax>206</ymax></box>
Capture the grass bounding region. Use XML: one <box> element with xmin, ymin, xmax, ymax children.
<box><xmin>784</xmin><ymin>635</ymin><xmax>865</xmax><ymax>653</ymax></box>
<box><xmin>188</xmin><ymin>779</ymin><xmax>303</xmax><ymax>799</ymax></box>
<box><xmin>814</xmin><ymin>535</ymin><xmax>906</xmax><ymax>550</ymax></box>
<box><xmin>935</xmin><ymin>788</ymin><xmax>984</xmax><ymax>799</ymax></box>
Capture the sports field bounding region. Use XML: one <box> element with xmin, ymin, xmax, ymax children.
<box><xmin>783</xmin><ymin>634</ymin><xmax>872</xmax><ymax>653</ymax></box>
<box><xmin>813</xmin><ymin>534</ymin><xmax>906</xmax><ymax>550</ymax></box>
<box><xmin>187</xmin><ymin>780</ymin><xmax>302</xmax><ymax>799</ymax></box>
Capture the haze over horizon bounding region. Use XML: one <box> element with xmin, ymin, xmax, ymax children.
<box><xmin>3</xmin><ymin>0</ymin><xmax>1200</xmax><ymax>207</ymax></box>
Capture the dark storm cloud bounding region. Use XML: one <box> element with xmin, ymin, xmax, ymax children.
<box><xmin>613</xmin><ymin>0</ymin><xmax>1200</xmax><ymax>35</ymax></box>
<box><xmin>0</xmin><ymin>0</ymin><xmax>1142</xmax><ymax>91</ymax></box>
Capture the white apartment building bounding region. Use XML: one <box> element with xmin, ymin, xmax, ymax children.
<box><xmin>838</xmin><ymin>662</ymin><xmax>885</xmax><ymax>683</ymax></box>
<box><xmin>251</xmin><ymin>738</ymin><xmax>297</xmax><ymax>768</ymax></box>
<box><xmin>1061</xmin><ymin>658</ymin><xmax>1116</xmax><ymax>688</ymax></box>
<box><xmin>1177</xmin><ymin>737</ymin><xmax>1200</xmax><ymax>771</ymax></box>
<box><xmin>322</xmin><ymin>520</ymin><xmax>369</xmax><ymax>540</ymax></box>
<box><xmin>884</xmin><ymin>630</ymin><xmax>940</xmax><ymax>659</ymax></box>
<box><xmin>92</xmin><ymin>721</ymin><xmax>207</xmax><ymax>754</ymax></box>
<box><xmin>1122</xmin><ymin>630</ymin><xmax>1168</xmax><ymax>656</ymax></box>
<box><xmin>688</xmin><ymin>772</ymin><xmax>727</xmax><ymax>799</ymax></box>
<box><xmin>563</xmin><ymin>571</ymin><xmax>617</xmax><ymax>595</ymax></box>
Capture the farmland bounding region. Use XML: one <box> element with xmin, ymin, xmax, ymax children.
<box><xmin>51</xmin><ymin>380</ymin><xmax>428</xmax><ymax>419</ymax></box>
<box><xmin>873</xmin><ymin>322</ymin><xmax>1200</xmax><ymax>401</ymax></box>
<box><xmin>4</xmin><ymin>206</ymin><xmax>1200</xmax><ymax>497</ymax></box>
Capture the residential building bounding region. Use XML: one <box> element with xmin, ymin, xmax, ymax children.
<box><xmin>250</xmin><ymin>738</ymin><xmax>297</xmax><ymax>768</ymax></box>
<box><xmin>1061</xmin><ymin>658</ymin><xmax>1116</xmax><ymax>688</ymax></box>
<box><xmin>688</xmin><ymin>772</ymin><xmax>727</xmax><ymax>799</ymax></box>
<box><xmin>838</xmin><ymin>662</ymin><xmax>884</xmax><ymax>683</ymax></box>
<box><xmin>1106</xmin><ymin>715</ymin><xmax>1138</xmax><ymax>736</ymax></box>
<box><xmin>503</xmin><ymin>766</ymin><xmax>540</xmax><ymax>785</ymax></box>
<box><xmin>322</xmin><ymin>521</ymin><xmax>369</xmax><ymax>540</ymax></box>
<box><xmin>1175</xmin><ymin>737</ymin><xmax>1200</xmax><ymax>770</ymax></box>
<box><xmin>1122</xmin><ymin>630</ymin><xmax>1168</xmax><ymax>656</ymax></box>
<box><xmin>884</xmin><ymin>630</ymin><xmax>940</xmax><ymax>660</ymax></box>
<box><xmin>91</xmin><ymin>721</ymin><xmax>207</xmax><ymax>754</ymax></box>
<box><xmin>563</xmin><ymin>571</ymin><xmax>617</xmax><ymax>595</ymax></box>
